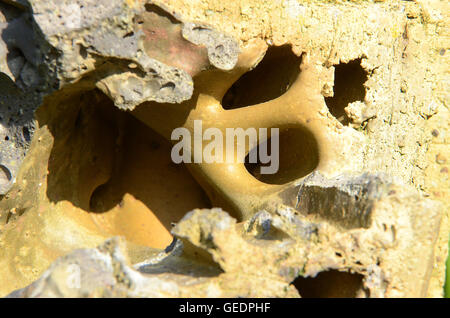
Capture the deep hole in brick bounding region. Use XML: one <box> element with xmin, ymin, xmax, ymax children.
<box><xmin>325</xmin><ymin>59</ymin><xmax>368</xmax><ymax>125</ymax></box>
<box><xmin>291</xmin><ymin>270</ymin><xmax>366</xmax><ymax>298</ymax></box>
<box><xmin>222</xmin><ymin>45</ymin><xmax>302</xmax><ymax>109</ymax></box>
<box><xmin>245</xmin><ymin>126</ymin><xmax>319</xmax><ymax>185</ymax></box>
<box><xmin>41</xmin><ymin>87</ymin><xmax>211</xmax><ymax>249</ymax></box>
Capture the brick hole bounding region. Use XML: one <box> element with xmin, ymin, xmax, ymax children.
<box><xmin>291</xmin><ymin>270</ymin><xmax>366</xmax><ymax>298</ymax></box>
<box><xmin>43</xmin><ymin>88</ymin><xmax>211</xmax><ymax>249</ymax></box>
<box><xmin>222</xmin><ymin>45</ymin><xmax>301</xmax><ymax>109</ymax></box>
<box><xmin>245</xmin><ymin>126</ymin><xmax>319</xmax><ymax>185</ymax></box>
<box><xmin>325</xmin><ymin>59</ymin><xmax>368</xmax><ymax>125</ymax></box>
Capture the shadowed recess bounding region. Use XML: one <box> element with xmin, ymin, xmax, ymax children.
<box><xmin>245</xmin><ymin>127</ymin><xmax>319</xmax><ymax>185</ymax></box>
<box><xmin>222</xmin><ymin>45</ymin><xmax>302</xmax><ymax>109</ymax></box>
<box><xmin>42</xmin><ymin>88</ymin><xmax>211</xmax><ymax>249</ymax></box>
<box><xmin>292</xmin><ymin>270</ymin><xmax>366</xmax><ymax>298</ymax></box>
<box><xmin>325</xmin><ymin>59</ymin><xmax>368</xmax><ymax>125</ymax></box>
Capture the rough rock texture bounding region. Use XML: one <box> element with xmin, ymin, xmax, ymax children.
<box><xmin>29</xmin><ymin>0</ymin><xmax>239</xmax><ymax>109</ymax></box>
<box><xmin>0</xmin><ymin>0</ymin><xmax>54</xmax><ymax>194</ymax></box>
<box><xmin>0</xmin><ymin>0</ymin><xmax>448</xmax><ymax>298</ymax></box>
<box><xmin>7</xmin><ymin>182</ymin><xmax>442</xmax><ymax>298</ymax></box>
<box><xmin>0</xmin><ymin>0</ymin><xmax>240</xmax><ymax>195</ymax></box>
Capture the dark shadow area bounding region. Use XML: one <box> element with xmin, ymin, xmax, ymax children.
<box><xmin>41</xmin><ymin>86</ymin><xmax>211</xmax><ymax>248</ymax></box>
<box><xmin>0</xmin><ymin>164</ymin><xmax>12</xmax><ymax>184</ymax></box>
<box><xmin>144</xmin><ymin>3</ymin><xmax>181</xmax><ymax>24</ymax></box>
<box><xmin>292</xmin><ymin>269</ymin><xmax>366</xmax><ymax>298</ymax></box>
<box><xmin>245</xmin><ymin>127</ymin><xmax>319</xmax><ymax>185</ymax></box>
<box><xmin>0</xmin><ymin>2</ymin><xmax>23</xmax><ymax>22</ymax></box>
<box><xmin>1</xmin><ymin>1</ymin><xmax>47</xmax><ymax>89</ymax></box>
<box><xmin>0</xmin><ymin>1</ymin><xmax>53</xmax><ymax>195</ymax></box>
<box><xmin>0</xmin><ymin>73</ymin><xmax>23</xmax><ymax>126</ymax></box>
<box><xmin>0</xmin><ymin>73</ymin><xmax>36</xmax><ymax>194</ymax></box>
<box><xmin>325</xmin><ymin>59</ymin><xmax>368</xmax><ymax>125</ymax></box>
<box><xmin>222</xmin><ymin>45</ymin><xmax>302</xmax><ymax>109</ymax></box>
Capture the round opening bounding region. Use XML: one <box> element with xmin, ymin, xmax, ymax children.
<box><xmin>222</xmin><ymin>45</ymin><xmax>302</xmax><ymax>109</ymax></box>
<box><xmin>325</xmin><ymin>58</ymin><xmax>368</xmax><ymax>125</ymax></box>
<box><xmin>245</xmin><ymin>127</ymin><xmax>319</xmax><ymax>185</ymax></box>
<box><xmin>292</xmin><ymin>270</ymin><xmax>367</xmax><ymax>298</ymax></box>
